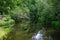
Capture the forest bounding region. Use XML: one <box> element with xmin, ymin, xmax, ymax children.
<box><xmin>0</xmin><ymin>0</ymin><xmax>60</xmax><ymax>40</ymax></box>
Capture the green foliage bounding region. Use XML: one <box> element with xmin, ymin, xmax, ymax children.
<box><xmin>0</xmin><ymin>0</ymin><xmax>60</xmax><ymax>40</ymax></box>
<box><xmin>10</xmin><ymin>6</ymin><xmax>30</xmax><ymax>23</ymax></box>
<box><xmin>0</xmin><ymin>27</ymin><xmax>13</xmax><ymax>40</ymax></box>
<box><xmin>3</xmin><ymin>15</ymin><xmax>11</xmax><ymax>20</ymax></box>
<box><xmin>0</xmin><ymin>19</ymin><xmax>15</xmax><ymax>27</ymax></box>
<box><xmin>10</xmin><ymin>13</ymin><xmax>22</xmax><ymax>23</ymax></box>
<box><xmin>52</xmin><ymin>21</ymin><xmax>60</xmax><ymax>29</ymax></box>
<box><xmin>0</xmin><ymin>15</ymin><xmax>15</xmax><ymax>27</ymax></box>
<box><xmin>0</xmin><ymin>0</ymin><xmax>60</xmax><ymax>30</ymax></box>
<box><xmin>17</xmin><ymin>0</ymin><xmax>60</xmax><ymax>30</ymax></box>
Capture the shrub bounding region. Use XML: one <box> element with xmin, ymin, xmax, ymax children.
<box><xmin>0</xmin><ymin>19</ymin><xmax>15</xmax><ymax>27</ymax></box>
<box><xmin>10</xmin><ymin>13</ymin><xmax>22</xmax><ymax>23</ymax></box>
<box><xmin>51</xmin><ymin>21</ymin><xmax>60</xmax><ymax>29</ymax></box>
<box><xmin>5</xmin><ymin>19</ymin><xmax>15</xmax><ymax>26</ymax></box>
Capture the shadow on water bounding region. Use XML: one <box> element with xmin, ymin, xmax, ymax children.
<box><xmin>51</xmin><ymin>30</ymin><xmax>60</xmax><ymax>40</ymax></box>
<box><xmin>46</xmin><ymin>28</ymin><xmax>60</xmax><ymax>40</ymax></box>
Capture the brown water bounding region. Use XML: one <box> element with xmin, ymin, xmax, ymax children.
<box><xmin>5</xmin><ymin>22</ymin><xmax>33</xmax><ymax>40</ymax></box>
<box><xmin>5</xmin><ymin>23</ymin><xmax>60</xmax><ymax>40</ymax></box>
<box><xmin>51</xmin><ymin>30</ymin><xmax>60</xmax><ymax>40</ymax></box>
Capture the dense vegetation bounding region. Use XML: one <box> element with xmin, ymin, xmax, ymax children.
<box><xmin>0</xmin><ymin>0</ymin><xmax>60</xmax><ymax>40</ymax></box>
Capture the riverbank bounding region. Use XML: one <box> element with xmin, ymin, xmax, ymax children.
<box><xmin>0</xmin><ymin>27</ymin><xmax>13</xmax><ymax>40</ymax></box>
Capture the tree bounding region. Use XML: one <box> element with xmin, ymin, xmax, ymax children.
<box><xmin>0</xmin><ymin>0</ymin><xmax>17</xmax><ymax>14</ymax></box>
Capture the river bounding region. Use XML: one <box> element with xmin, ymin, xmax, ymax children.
<box><xmin>4</xmin><ymin>23</ymin><xmax>60</xmax><ymax>40</ymax></box>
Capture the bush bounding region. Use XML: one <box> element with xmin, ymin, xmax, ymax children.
<box><xmin>0</xmin><ymin>19</ymin><xmax>15</xmax><ymax>27</ymax></box>
<box><xmin>5</xmin><ymin>19</ymin><xmax>15</xmax><ymax>26</ymax></box>
<box><xmin>10</xmin><ymin>13</ymin><xmax>22</xmax><ymax>23</ymax></box>
<box><xmin>0</xmin><ymin>21</ymin><xmax>6</xmax><ymax>26</ymax></box>
<box><xmin>51</xmin><ymin>21</ymin><xmax>60</xmax><ymax>29</ymax></box>
<box><xmin>5</xmin><ymin>15</ymin><xmax>11</xmax><ymax>20</ymax></box>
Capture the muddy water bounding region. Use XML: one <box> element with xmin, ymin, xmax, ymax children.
<box><xmin>5</xmin><ymin>23</ymin><xmax>60</xmax><ymax>40</ymax></box>
<box><xmin>51</xmin><ymin>30</ymin><xmax>60</xmax><ymax>40</ymax></box>
<box><xmin>5</xmin><ymin>23</ymin><xmax>33</xmax><ymax>40</ymax></box>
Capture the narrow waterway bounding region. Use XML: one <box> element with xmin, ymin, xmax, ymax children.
<box><xmin>5</xmin><ymin>22</ymin><xmax>33</xmax><ymax>40</ymax></box>
<box><xmin>5</xmin><ymin>23</ymin><xmax>60</xmax><ymax>40</ymax></box>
